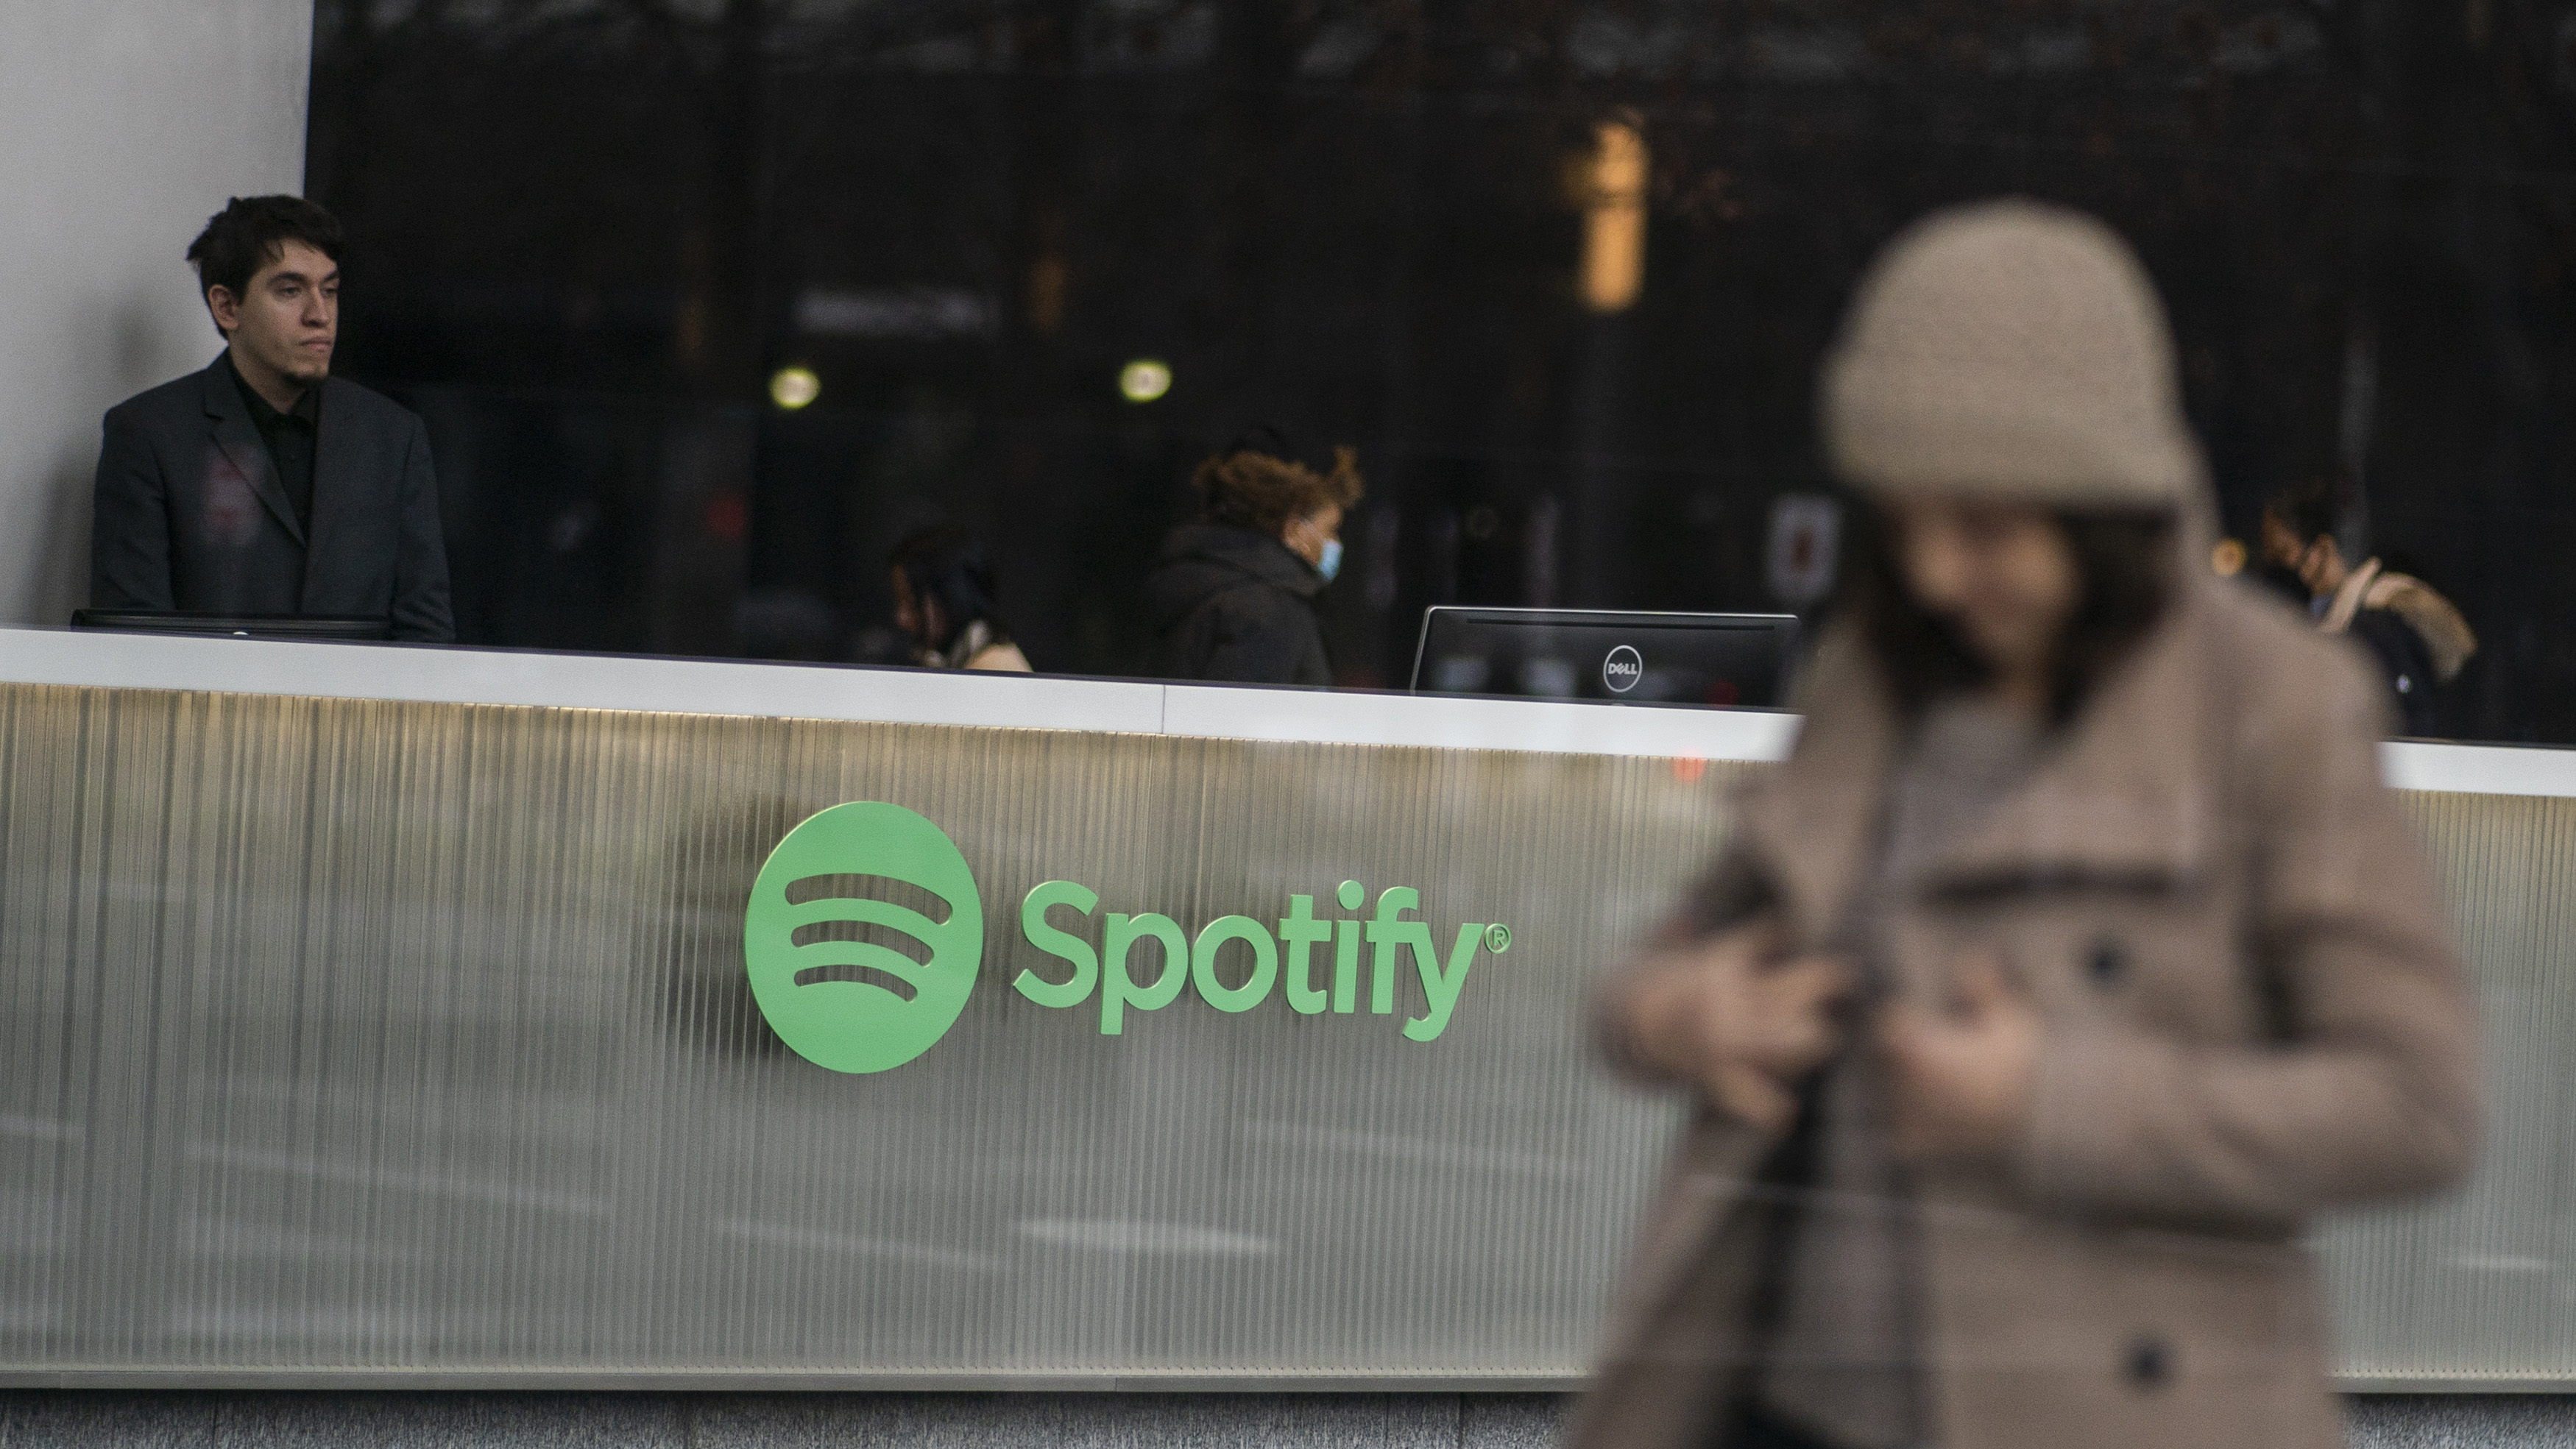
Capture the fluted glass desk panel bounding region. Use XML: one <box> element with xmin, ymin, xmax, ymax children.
<box><xmin>0</xmin><ymin>672</ymin><xmax>2566</xmax><ymax>1389</ymax></box>
<box><xmin>0</xmin><ymin>682</ymin><xmax>1717</xmax><ymax>1383</ymax></box>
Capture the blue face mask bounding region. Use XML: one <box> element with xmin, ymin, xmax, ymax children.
<box><xmin>1315</xmin><ymin>538</ymin><xmax>1343</xmax><ymax>583</ymax></box>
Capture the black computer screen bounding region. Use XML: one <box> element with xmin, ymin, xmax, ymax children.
<box><xmin>70</xmin><ymin>612</ymin><xmax>394</xmax><ymax>642</ymax></box>
<box><xmin>1409</xmin><ymin>607</ymin><xmax>1798</xmax><ymax>708</ymax></box>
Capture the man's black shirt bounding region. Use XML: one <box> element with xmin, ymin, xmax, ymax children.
<box><xmin>225</xmin><ymin>353</ymin><xmax>318</xmax><ymax>535</ymax></box>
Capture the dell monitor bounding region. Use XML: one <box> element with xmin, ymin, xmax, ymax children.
<box><xmin>1410</xmin><ymin>607</ymin><xmax>1798</xmax><ymax>709</ymax></box>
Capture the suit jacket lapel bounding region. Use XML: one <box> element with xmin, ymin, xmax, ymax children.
<box><xmin>200</xmin><ymin>357</ymin><xmax>306</xmax><ymax>546</ymax></box>
<box><xmin>300</xmin><ymin>378</ymin><xmax>355</xmax><ymax>609</ymax></box>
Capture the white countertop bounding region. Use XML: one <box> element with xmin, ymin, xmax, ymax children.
<box><xmin>0</xmin><ymin>626</ymin><xmax>2564</xmax><ymax>797</ymax></box>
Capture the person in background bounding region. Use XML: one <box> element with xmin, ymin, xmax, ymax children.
<box><xmin>2260</xmin><ymin>479</ymin><xmax>2476</xmax><ymax>736</ymax></box>
<box><xmin>1145</xmin><ymin>426</ymin><xmax>1362</xmax><ymax>687</ymax></box>
<box><xmin>890</xmin><ymin>525</ymin><xmax>1030</xmax><ymax>672</ymax></box>
<box><xmin>90</xmin><ymin>196</ymin><xmax>453</xmax><ymax>641</ymax></box>
<box><xmin>1574</xmin><ymin>202</ymin><xmax>2477</xmax><ymax>1449</ymax></box>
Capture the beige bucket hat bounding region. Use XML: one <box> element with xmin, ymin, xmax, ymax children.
<box><xmin>1821</xmin><ymin>198</ymin><xmax>2207</xmax><ymax>509</ymax></box>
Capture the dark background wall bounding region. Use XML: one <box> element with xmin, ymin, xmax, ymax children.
<box><xmin>306</xmin><ymin>0</ymin><xmax>2576</xmax><ymax>742</ymax></box>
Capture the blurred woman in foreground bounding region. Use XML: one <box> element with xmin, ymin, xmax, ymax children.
<box><xmin>1576</xmin><ymin>202</ymin><xmax>2479</xmax><ymax>1449</ymax></box>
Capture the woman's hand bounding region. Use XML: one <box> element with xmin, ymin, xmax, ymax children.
<box><xmin>1877</xmin><ymin>954</ymin><xmax>2042</xmax><ymax>1164</ymax></box>
<box><xmin>1623</xmin><ymin>925</ymin><xmax>1852</xmax><ymax>1133</ymax></box>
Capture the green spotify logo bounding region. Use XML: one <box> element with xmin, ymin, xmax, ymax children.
<box><xmin>743</xmin><ymin>801</ymin><xmax>985</xmax><ymax>1074</ymax></box>
<box><xmin>744</xmin><ymin>801</ymin><xmax>1510</xmax><ymax>1074</ymax></box>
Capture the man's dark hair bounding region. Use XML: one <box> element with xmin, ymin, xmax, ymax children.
<box><xmin>185</xmin><ymin>195</ymin><xmax>344</xmax><ymax>316</ymax></box>
<box><xmin>2262</xmin><ymin>478</ymin><xmax>2340</xmax><ymax>547</ymax></box>
<box><xmin>1841</xmin><ymin>505</ymin><xmax>2176</xmax><ymax>726</ymax></box>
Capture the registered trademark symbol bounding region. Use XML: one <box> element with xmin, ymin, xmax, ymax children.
<box><xmin>1485</xmin><ymin>923</ymin><xmax>1512</xmax><ymax>954</ymax></box>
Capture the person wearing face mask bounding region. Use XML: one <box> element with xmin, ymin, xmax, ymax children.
<box><xmin>1144</xmin><ymin>426</ymin><xmax>1363</xmax><ymax>687</ymax></box>
<box><xmin>1572</xmin><ymin>202</ymin><xmax>2478</xmax><ymax>1449</ymax></box>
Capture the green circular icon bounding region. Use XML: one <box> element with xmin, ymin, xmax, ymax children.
<box><xmin>744</xmin><ymin>802</ymin><xmax>983</xmax><ymax>1073</ymax></box>
<box><xmin>1485</xmin><ymin>923</ymin><xmax>1512</xmax><ymax>954</ymax></box>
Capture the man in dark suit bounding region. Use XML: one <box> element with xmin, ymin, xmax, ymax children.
<box><xmin>90</xmin><ymin>196</ymin><xmax>453</xmax><ymax>641</ymax></box>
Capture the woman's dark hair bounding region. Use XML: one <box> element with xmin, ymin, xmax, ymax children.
<box><xmin>186</xmin><ymin>196</ymin><xmax>344</xmax><ymax>318</ymax></box>
<box><xmin>2262</xmin><ymin>475</ymin><xmax>2340</xmax><ymax>549</ymax></box>
<box><xmin>891</xmin><ymin>525</ymin><xmax>1008</xmax><ymax>649</ymax></box>
<box><xmin>1842</xmin><ymin>503</ymin><xmax>2176</xmax><ymax>725</ymax></box>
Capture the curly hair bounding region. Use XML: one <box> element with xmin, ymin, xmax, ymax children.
<box><xmin>1191</xmin><ymin>439</ymin><xmax>1365</xmax><ymax>537</ymax></box>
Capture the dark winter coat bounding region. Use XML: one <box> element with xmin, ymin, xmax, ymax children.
<box><xmin>1144</xmin><ymin>522</ymin><xmax>1331</xmax><ymax>687</ymax></box>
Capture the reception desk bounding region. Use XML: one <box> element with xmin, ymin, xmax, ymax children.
<box><xmin>0</xmin><ymin>627</ymin><xmax>2565</xmax><ymax>1392</ymax></box>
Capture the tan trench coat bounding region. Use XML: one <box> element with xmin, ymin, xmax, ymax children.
<box><xmin>1572</xmin><ymin>574</ymin><xmax>2481</xmax><ymax>1449</ymax></box>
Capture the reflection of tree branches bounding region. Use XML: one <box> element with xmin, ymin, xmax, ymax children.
<box><xmin>300</xmin><ymin>0</ymin><xmax>2576</xmax><ymax>725</ymax></box>
<box><xmin>329</xmin><ymin>2</ymin><xmax>2379</xmax><ymax>84</ymax></box>
<box><xmin>310</xmin><ymin>0</ymin><xmax>2496</xmax><ymax>292</ymax></box>
<box><xmin>317</xmin><ymin>0</ymin><xmax>2530</xmax><ymax>263</ymax></box>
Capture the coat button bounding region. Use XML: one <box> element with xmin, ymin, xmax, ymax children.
<box><xmin>2087</xmin><ymin>939</ymin><xmax>2128</xmax><ymax>987</ymax></box>
<box><xmin>2126</xmin><ymin>1335</ymin><xmax>2172</xmax><ymax>1391</ymax></box>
